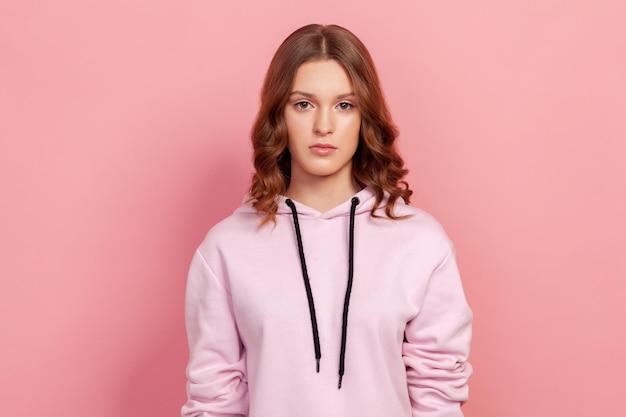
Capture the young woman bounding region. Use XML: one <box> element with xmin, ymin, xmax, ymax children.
<box><xmin>182</xmin><ymin>24</ymin><xmax>472</xmax><ymax>417</ymax></box>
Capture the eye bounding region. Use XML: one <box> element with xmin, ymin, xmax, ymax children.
<box><xmin>295</xmin><ymin>101</ymin><xmax>312</xmax><ymax>110</ymax></box>
<box><xmin>337</xmin><ymin>102</ymin><xmax>355</xmax><ymax>110</ymax></box>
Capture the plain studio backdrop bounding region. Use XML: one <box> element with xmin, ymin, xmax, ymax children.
<box><xmin>1</xmin><ymin>1</ymin><xmax>624</xmax><ymax>416</ymax></box>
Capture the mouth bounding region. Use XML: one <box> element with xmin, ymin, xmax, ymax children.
<box><xmin>309</xmin><ymin>143</ymin><xmax>337</xmax><ymax>156</ymax></box>
<box><xmin>310</xmin><ymin>144</ymin><xmax>337</xmax><ymax>149</ymax></box>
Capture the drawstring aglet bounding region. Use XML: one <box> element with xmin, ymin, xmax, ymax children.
<box><xmin>338</xmin><ymin>375</ymin><xmax>343</xmax><ymax>389</ymax></box>
<box><xmin>316</xmin><ymin>358</ymin><xmax>320</xmax><ymax>373</ymax></box>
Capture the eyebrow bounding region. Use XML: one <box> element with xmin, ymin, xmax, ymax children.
<box><xmin>289</xmin><ymin>91</ymin><xmax>356</xmax><ymax>99</ymax></box>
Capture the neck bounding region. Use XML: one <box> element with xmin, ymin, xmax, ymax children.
<box><xmin>285</xmin><ymin>177</ymin><xmax>361</xmax><ymax>213</ymax></box>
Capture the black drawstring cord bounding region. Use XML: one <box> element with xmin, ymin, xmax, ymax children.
<box><xmin>285</xmin><ymin>196</ymin><xmax>360</xmax><ymax>389</ymax></box>
<box><xmin>338</xmin><ymin>196</ymin><xmax>359</xmax><ymax>389</ymax></box>
<box><xmin>285</xmin><ymin>199</ymin><xmax>321</xmax><ymax>373</ymax></box>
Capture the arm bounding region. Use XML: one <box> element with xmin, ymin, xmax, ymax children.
<box><xmin>182</xmin><ymin>250</ymin><xmax>249</xmax><ymax>417</ymax></box>
<box><xmin>403</xmin><ymin>244</ymin><xmax>473</xmax><ymax>417</ymax></box>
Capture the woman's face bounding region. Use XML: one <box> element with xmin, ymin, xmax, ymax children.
<box><xmin>284</xmin><ymin>59</ymin><xmax>361</xmax><ymax>187</ymax></box>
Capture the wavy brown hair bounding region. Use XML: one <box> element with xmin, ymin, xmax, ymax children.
<box><xmin>249</xmin><ymin>24</ymin><xmax>412</xmax><ymax>224</ymax></box>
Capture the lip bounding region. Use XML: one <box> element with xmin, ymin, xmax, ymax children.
<box><xmin>309</xmin><ymin>143</ymin><xmax>337</xmax><ymax>156</ymax></box>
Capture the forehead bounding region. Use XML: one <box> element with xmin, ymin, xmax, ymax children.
<box><xmin>291</xmin><ymin>59</ymin><xmax>354</xmax><ymax>92</ymax></box>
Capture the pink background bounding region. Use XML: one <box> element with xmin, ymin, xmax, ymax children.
<box><xmin>1</xmin><ymin>1</ymin><xmax>624</xmax><ymax>416</ymax></box>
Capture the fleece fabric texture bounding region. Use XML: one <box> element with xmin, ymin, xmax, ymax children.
<box><xmin>182</xmin><ymin>187</ymin><xmax>473</xmax><ymax>417</ymax></box>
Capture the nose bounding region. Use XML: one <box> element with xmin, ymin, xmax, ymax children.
<box><xmin>313</xmin><ymin>108</ymin><xmax>334</xmax><ymax>135</ymax></box>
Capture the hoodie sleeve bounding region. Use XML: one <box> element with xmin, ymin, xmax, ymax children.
<box><xmin>182</xmin><ymin>250</ymin><xmax>249</xmax><ymax>417</ymax></box>
<box><xmin>402</xmin><ymin>243</ymin><xmax>473</xmax><ymax>417</ymax></box>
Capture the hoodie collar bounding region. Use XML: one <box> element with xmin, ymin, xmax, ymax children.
<box><xmin>275</xmin><ymin>187</ymin><xmax>376</xmax><ymax>220</ymax></box>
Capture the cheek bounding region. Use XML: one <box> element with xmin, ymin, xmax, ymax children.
<box><xmin>285</xmin><ymin>112</ymin><xmax>307</xmax><ymax>138</ymax></box>
<box><xmin>349</xmin><ymin>116</ymin><xmax>362</xmax><ymax>141</ymax></box>
<box><xmin>284</xmin><ymin>112</ymin><xmax>294</xmax><ymax>136</ymax></box>
<box><xmin>338</xmin><ymin>114</ymin><xmax>360</xmax><ymax>133</ymax></box>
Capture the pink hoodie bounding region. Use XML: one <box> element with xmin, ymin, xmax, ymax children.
<box><xmin>182</xmin><ymin>187</ymin><xmax>472</xmax><ymax>417</ymax></box>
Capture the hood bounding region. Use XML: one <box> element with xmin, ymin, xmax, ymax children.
<box><xmin>237</xmin><ymin>186</ymin><xmax>379</xmax><ymax>220</ymax></box>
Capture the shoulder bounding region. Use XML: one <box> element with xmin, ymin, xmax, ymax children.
<box><xmin>387</xmin><ymin>200</ymin><xmax>449</xmax><ymax>233</ymax></box>
<box><xmin>197</xmin><ymin>202</ymin><xmax>265</xmax><ymax>255</ymax></box>
<box><xmin>376</xmin><ymin>201</ymin><xmax>453</xmax><ymax>256</ymax></box>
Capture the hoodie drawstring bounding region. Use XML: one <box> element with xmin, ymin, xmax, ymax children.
<box><xmin>338</xmin><ymin>196</ymin><xmax>359</xmax><ymax>388</ymax></box>
<box><xmin>285</xmin><ymin>198</ymin><xmax>322</xmax><ymax>373</ymax></box>
<box><xmin>285</xmin><ymin>197</ymin><xmax>360</xmax><ymax>389</ymax></box>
